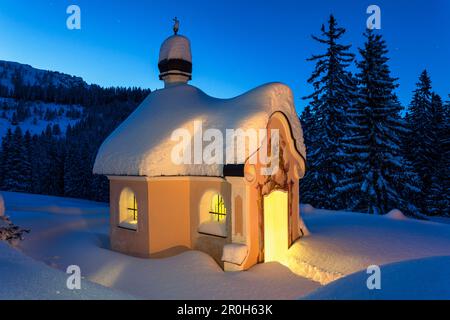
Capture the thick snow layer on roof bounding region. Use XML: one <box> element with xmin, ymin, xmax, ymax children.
<box><xmin>93</xmin><ymin>83</ymin><xmax>305</xmax><ymax>177</ymax></box>
<box><xmin>158</xmin><ymin>35</ymin><xmax>192</xmax><ymax>63</ymax></box>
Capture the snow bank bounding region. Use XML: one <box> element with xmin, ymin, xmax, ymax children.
<box><xmin>287</xmin><ymin>208</ymin><xmax>450</xmax><ymax>285</ymax></box>
<box><xmin>429</xmin><ymin>216</ymin><xmax>450</xmax><ymax>225</ymax></box>
<box><xmin>6</xmin><ymin>191</ymin><xmax>450</xmax><ymax>299</ymax></box>
<box><xmin>283</xmin><ymin>255</ymin><xmax>344</xmax><ymax>285</ymax></box>
<box><xmin>1</xmin><ymin>191</ymin><xmax>108</xmax><ymax>215</ymax></box>
<box><xmin>304</xmin><ymin>256</ymin><xmax>450</xmax><ymax>300</ymax></box>
<box><xmin>0</xmin><ymin>242</ymin><xmax>133</xmax><ymax>300</ymax></box>
<box><xmin>93</xmin><ymin>83</ymin><xmax>306</xmax><ymax>177</ymax></box>
<box><xmin>300</xmin><ymin>204</ymin><xmax>315</xmax><ymax>215</ymax></box>
<box><xmin>6</xmin><ymin>192</ymin><xmax>319</xmax><ymax>299</ymax></box>
<box><xmin>385</xmin><ymin>209</ymin><xmax>408</xmax><ymax>220</ymax></box>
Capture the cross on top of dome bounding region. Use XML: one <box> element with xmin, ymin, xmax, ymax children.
<box><xmin>173</xmin><ymin>17</ymin><xmax>179</xmax><ymax>35</ymax></box>
<box><xmin>158</xmin><ymin>17</ymin><xmax>192</xmax><ymax>86</ymax></box>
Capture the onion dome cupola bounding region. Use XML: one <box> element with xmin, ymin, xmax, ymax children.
<box><xmin>158</xmin><ymin>17</ymin><xmax>192</xmax><ymax>86</ymax></box>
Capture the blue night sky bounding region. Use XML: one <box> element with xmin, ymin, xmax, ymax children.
<box><xmin>0</xmin><ymin>0</ymin><xmax>448</xmax><ymax>112</ymax></box>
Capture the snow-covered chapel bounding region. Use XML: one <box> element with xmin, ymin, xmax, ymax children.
<box><xmin>93</xmin><ymin>22</ymin><xmax>308</xmax><ymax>271</ymax></box>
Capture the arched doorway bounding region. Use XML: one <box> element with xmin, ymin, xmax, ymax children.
<box><xmin>242</xmin><ymin>111</ymin><xmax>307</xmax><ymax>268</ymax></box>
<box><xmin>263</xmin><ymin>190</ymin><xmax>288</xmax><ymax>262</ymax></box>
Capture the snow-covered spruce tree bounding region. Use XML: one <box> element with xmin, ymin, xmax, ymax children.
<box><xmin>424</xmin><ymin>94</ymin><xmax>449</xmax><ymax>216</ymax></box>
<box><xmin>2</xmin><ymin>126</ymin><xmax>29</xmax><ymax>192</ymax></box>
<box><xmin>426</xmin><ymin>175</ymin><xmax>448</xmax><ymax>217</ymax></box>
<box><xmin>22</xmin><ymin>130</ymin><xmax>33</xmax><ymax>192</ymax></box>
<box><xmin>405</xmin><ymin>72</ymin><xmax>447</xmax><ymax>214</ymax></box>
<box><xmin>444</xmin><ymin>97</ymin><xmax>450</xmax><ymax>216</ymax></box>
<box><xmin>299</xmin><ymin>105</ymin><xmax>315</xmax><ymax>150</ymax></box>
<box><xmin>0</xmin><ymin>129</ymin><xmax>13</xmax><ymax>188</ymax></box>
<box><xmin>338</xmin><ymin>29</ymin><xmax>420</xmax><ymax>215</ymax></box>
<box><xmin>405</xmin><ymin>70</ymin><xmax>434</xmax><ymax>211</ymax></box>
<box><xmin>299</xmin><ymin>105</ymin><xmax>318</xmax><ymax>203</ymax></box>
<box><xmin>301</xmin><ymin>15</ymin><xmax>356</xmax><ymax>209</ymax></box>
<box><xmin>63</xmin><ymin>137</ymin><xmax>93</xmax><ymax>199</ymax></box>
<box><xmin>30</xmin><ymin>125</ymin><xmax>65</xmax><ymax>196</ymax></box>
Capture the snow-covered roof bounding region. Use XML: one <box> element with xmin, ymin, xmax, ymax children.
<box><xmin>158</xmin><ymin>35</ymin><xmax>192</xmax><ymax>63</ymax></box>
<box><xmin>93</xmin><ymin>82</ymin><xmax>305</xmax><ymax>177</ymax></box>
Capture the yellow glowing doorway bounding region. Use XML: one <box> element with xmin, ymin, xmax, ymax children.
<box><xmin>263</xmin><ymin>190</ymin><xmax>288</xmax><ymax>263</ymax></box>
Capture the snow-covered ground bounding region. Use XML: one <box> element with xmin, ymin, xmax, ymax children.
<box><xmin>286</xmin><ymin>206</ymin><xmax>450</xmax><ymax>286</ymax></box>
<box><xmin>0</xmin><ymin>192</ymin><xmax>319</xmax><ymax>300</ymax></box>
<box><xmin>0</xmin><ymin>242</ymin><xmax>133</xmax><ymax>300</ymax></box>
<box><xmin>304</xmin><ymin>256</ymin><xmax>450</xmax><ymax>300</ymax></box>
<box><xmin>1</xmin><ymin>192</ymin><xmax>450</xmax><ymax>300</ymax></box>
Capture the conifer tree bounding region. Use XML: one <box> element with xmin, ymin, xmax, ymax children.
<box><xmin>444</xmin><ymin>97</ymin><xmax>450</xmax><ymax>216</ymax></box>
<box><xmin>405</xmin><ymin>71</ymin><xmax>435</xmax><ymax>208</ymax></box>
<box><xmin>0</xmin><ymin>129</ymin><xmax>13</xmax><ymax>188</ymax></box>
<box><xmin>64</xmin><ymin>138</ymin><xmax>92</xmax><ymax>199</ymax></box>
<box><xmin>404</xmin><ymin>72</ymin><xmax>450</xmax><ymax>215</ymax></box>
<box><xmin>338</xmin><ymin>29</ymin><xmax>419</xmax><ymax>215</ymax></box>
<box><xmin>3</xmin><ymin>127</ymin><xmax>28</xmax><ymax>192</ymax></box>
<box><xmin>424</xmin><ymin>94</ymin><xmax>449</xmax><ymax>215</ymax></box>
<box><xmin>302</xmin><ymin>15</ymin><xmax>356</xmax><ymax>209</ymax></box>
<box><xmin>299</xmin><ymin>105</ymin><xmax>315</xmax><ymax>149</ymax></box>
<box><xmin>22</xmin><ymin>130</ymin><xmax>33</xmax><ymax>192</ymax></box>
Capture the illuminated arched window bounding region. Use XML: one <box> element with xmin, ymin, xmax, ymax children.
<box><xmin>119</xmin><ymin>188</ymin><xmax>138</xmax><ymax>230</ymax></box>
<box><xmin>209</xmin><ymin>194</ymin><xmax>227</xmax><ymax>223</ymax></box>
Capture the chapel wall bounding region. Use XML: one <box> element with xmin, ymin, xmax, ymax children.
<box><xmin>147</xmin><ymin>178</ymin><xmax>192</xmax><ymax>255</ymax></box>
<box><xmin>109</xmin><ymin>177</ymin><xmax>151</xmax><ymax>258</ymax></box>
<box><xmin>188</xmin><ymin>177</ymin><xmax>232</xmax><ymax>267</ymax></box>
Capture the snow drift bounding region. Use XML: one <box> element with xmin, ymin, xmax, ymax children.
<box><xmin>284</xmin><ymin>207</ymin><xmax>450</xmax><ymax>285</ymax></box>
<box><xmin>304</xmin><ymin>256</ymin><xmax>450</xmax><ymax>300</ymax></box>
<box><xmin>3</xmin><ymin>192</ymin><xmax>450</xmax><ymax>299</ymax></box>
<box><xmin>0</xmin><ymin>242</ymin><xmax>133</xmax><ymax>300</ymax></box>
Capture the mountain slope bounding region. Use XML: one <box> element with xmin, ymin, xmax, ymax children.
<box><xmin>0</xmin><ymin>60</ymin><xmax>87</xmax><ymax>92</ymax></box>
<box><xmin>0</xmin><ymin>60</ymin><xmax>150</xmax><ymax>202</ymax></box>
<box><xmin>0</xmin><ymin>60</ymin><xmax>90</xmax><ymax>137</ymax></box>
